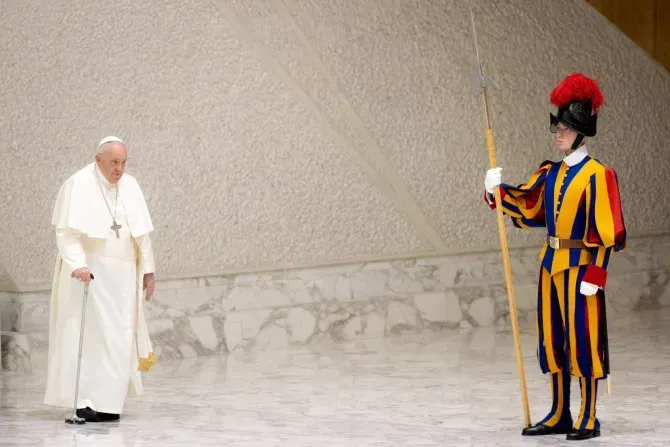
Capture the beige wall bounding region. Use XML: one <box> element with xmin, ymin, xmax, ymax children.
<box><xmin>1</xmin><ymin>0</ymin><xmax>669</xmax><ymax>292</ymax></box>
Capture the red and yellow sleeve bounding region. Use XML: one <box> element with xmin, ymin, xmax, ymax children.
<box><xmin>583</xmin><ymin>167</ymin><xmax>627</xmax><ymax>288</ymax></box>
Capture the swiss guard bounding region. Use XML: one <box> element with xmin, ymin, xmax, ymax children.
<box><xmin>483</xmin><ymin>73</ymin><xmax>627</xmax><ymax>441</ymax></box>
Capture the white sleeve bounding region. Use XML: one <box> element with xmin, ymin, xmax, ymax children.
<box><xmin>135</xmin><ymin>233</ymin><xmax>156</xmax><ymax>275</ymax></box>
<box><xmin>55</xmin><ymin>228</ymin><xmax>87</xmax><ymax>271</ymax></box>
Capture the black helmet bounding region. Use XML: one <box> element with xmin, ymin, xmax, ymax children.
<box><xmin>549</xmin><ymin>73</ymin><xmax>604</xmax><ymax>140</ymax></box>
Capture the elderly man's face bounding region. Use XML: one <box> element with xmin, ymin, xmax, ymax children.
<box><xmin>95</xmin><ymin>142</ymin><xmax>127</xmax><ymax>184</ymax></box>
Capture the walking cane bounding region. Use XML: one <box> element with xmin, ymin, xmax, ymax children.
<box><xmin>65</xmin><ymin>272</ymin><xmax>94</xmax><ymax>425</ymax></box>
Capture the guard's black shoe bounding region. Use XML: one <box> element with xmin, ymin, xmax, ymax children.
<box><xmin>522</xmin><ymin>423</ymin><xmax>573</xmax><ymax>436</ymax></box>
<box><xmin>566</xmin><ymin>428</ymin><xmax>601</xmax><ymax>441</ymax></box>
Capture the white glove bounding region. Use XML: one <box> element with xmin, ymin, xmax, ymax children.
<box><xmin>485</xmin><ymin>167</ymin><xmax>502</xmax><ymax>194</ymax></box>
<box><xmin>580</xmin><ymin>281</ymin><xmax>599</xmax><ymax>296</ymax></box>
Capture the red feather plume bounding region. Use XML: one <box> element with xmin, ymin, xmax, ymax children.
<box><xmin>550</xmin><ymin>73</ymin><xmax>604</xmax><ymax>113</ymax></box>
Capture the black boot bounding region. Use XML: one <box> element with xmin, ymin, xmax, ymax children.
<box><xmin>567</xmin><ymin>428</ymin><xmax>601</xmax><ymax>441</ymax></box>
<box><xmin>567</xmin><ymin>377</ymin><xmax>601</xmax><ymax>441</ymax></box>
<box><xmin>98</xmin><ymin>412</ymin><xmax>120</xmax><ymax>422</ymax></box>
<box><xmin>522</xmin><ymin>422</ymin><xmax>573</xmax><ymax>436</ymax></box>
<box><xmin>75</xmin><ymin>407</ymin><xmax>100</xmax><ymax>422</ymax></box>
<box><xmin>522</xmin><ymin>369</ymin><xmax>572</xmax><ymax>436</ymax></box>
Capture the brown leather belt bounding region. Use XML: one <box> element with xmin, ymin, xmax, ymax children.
<box><xmin>547</xmin><ymin>236</ymin><xmax>587</xmax><ymax>250</ymax></box>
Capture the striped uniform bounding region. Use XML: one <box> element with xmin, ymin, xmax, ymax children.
<box><xmin>486</xmin><ymin>154</ymin><xmax>626</xmax><ymax>430</ymax></box>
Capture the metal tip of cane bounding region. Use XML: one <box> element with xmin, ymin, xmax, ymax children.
<box><xmin>65</xmin><ymin>415</ymin><xmax>86</xmax><ymax>425</ymax></box>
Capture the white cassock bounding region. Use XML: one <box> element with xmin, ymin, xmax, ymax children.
<box><xmin>44</xmin><ymin>161</ymin><xmax>156</xmax><ymax>415</ymax></box>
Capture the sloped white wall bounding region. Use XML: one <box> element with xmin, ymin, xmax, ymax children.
<box><xmin>1</xmin><ymin>0</ymin><xmax>669</xmax><ymax>291</ymax></box>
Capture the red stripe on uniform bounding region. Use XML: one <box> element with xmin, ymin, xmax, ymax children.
<box><xmin>605</xmin><ymin>168</ymin><xmax>626</xmax><ymax>244</ymax></box>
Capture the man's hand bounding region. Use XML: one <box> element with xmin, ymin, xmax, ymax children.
<box><xmin>485</xmin><ymin>167</ymin><xmax>503</xmax><ymax>194</ymax></box>
<box><xmin>143</xmin><ymin>273</ymin><xmax>155</xmax><ymax>301</ymax></box>
<box><xmin>71</xmin><ymin>267</ymin><xmax>93</xmax><ymax>285</ymax></box>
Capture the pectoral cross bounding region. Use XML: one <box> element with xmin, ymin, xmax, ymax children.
<box><xmin>111</xmin><ymin>220</ymin><xmax>122</xmax><ymax>238</ymax></box>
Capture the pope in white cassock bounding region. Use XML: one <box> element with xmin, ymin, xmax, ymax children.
<box><xmin>44</xmin><ymin>136</ymin><xmax>157</xmax><ymax>422</ymax></box>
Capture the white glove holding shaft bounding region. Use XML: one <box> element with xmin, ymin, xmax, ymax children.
<box><xmin>485</xmin><ymin>167</ymin><xmax>502</xmax><ymax>194</ymax></box>
<box><xmin>580</xmin><ymin>281</ymin><xmax>599</xmax><ymax>296</ymax></box>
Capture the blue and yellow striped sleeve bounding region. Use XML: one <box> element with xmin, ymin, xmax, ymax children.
<box><xmin>484</xmin><ymin>161</ymin><xmax>553</xmax><ymax>230</ymax></box>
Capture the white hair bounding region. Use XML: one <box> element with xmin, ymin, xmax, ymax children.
<box><xmin>96</xmin><ymin>136</ymin><xmax>126</xmax><ymax>154</ymax></box>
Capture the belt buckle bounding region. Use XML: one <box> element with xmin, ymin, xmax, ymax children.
<box><xmin>549</xmin><ymin>236</ymin><xmax>560</xmax><ymax>249</ymax></box>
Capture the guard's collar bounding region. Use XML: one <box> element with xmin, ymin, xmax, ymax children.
<box><xmin>563</xmin><ymin>144</ymin><xmax>588</xmax><ymax>167</ymax></box>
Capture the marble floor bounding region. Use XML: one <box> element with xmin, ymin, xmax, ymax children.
<box><xmin>1</xmin><ymin>308</ymin><xmax>669</xmax><ymax>446</ymax></box>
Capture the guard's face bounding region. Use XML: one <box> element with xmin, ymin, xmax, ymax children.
<box><xmin>95</xmin><ymin>142</ymin><xmax>127</xmax><ymax>184</ymax></box>
<box><xmin>555</xmin><ymin>123</ymin><xmax>578</xmax><ymax>151</ymax></box>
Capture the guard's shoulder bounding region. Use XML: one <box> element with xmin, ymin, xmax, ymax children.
<box><xmin>538</xmin><ymin>160</ymin><xmax>555</xmax><ymax>171</ymax></box>
<box><xmin>588</xmin><ymin>157</ymin><xmax>616</xmax><ymax>175</ymax></box>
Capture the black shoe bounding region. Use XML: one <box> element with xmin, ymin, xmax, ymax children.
<box><xmin>566</xmin><ymin>428</ymin><xmax>601</xmax><ymax>441</ymax></box>
<box><xmin>98</xmin><ymin>412</ymin><xmax>120</xmax><ymax>422</ymax></box>
<box><xmin>75</xmin><ymin>407</ymin><xmax>100</xmax><ymax>422</ymax></box>
<box><xmin>522</xmin><ymin>423</ymin><xmax>573</xmax><ymax>436</ymax></box>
